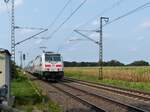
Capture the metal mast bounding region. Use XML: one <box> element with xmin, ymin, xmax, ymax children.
<box><xmin>11</xmin><ymin>0</ymin><xmax>15</xmax><ymax>62</ymax></box>
<box><xmin>99</xmin><ymin>17</ymin><xmax>109</xmax><ymax>80</ymax></box>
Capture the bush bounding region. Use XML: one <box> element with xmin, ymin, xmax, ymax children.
<box><xmin>64</xmin><ymin>60</ymin><xmax>124</xmax><ymax>67</ymax></box>
<box><xmin>11</xmin><ymin>61</ymin><xmax>20</xmax><ymax>79</ymax></box>
<box><xmin>127</xmin><ymin>60</ymin><xmax>149</xmax><ymax>66</ymax></box>
<box><xmin>105</xmin><ymin>60</ymin><xmax>124</xmax><ymax>66</ymax></box>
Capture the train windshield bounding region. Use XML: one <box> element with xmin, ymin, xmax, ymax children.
<box><xmin>45</xmin><ymin>54</ymin><xmax>61</xmax><ymax>62</ymax></box>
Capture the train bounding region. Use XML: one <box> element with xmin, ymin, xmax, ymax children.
<box><xmin>25</xmin><ymin>52</ymin><xmax>64</xmax><ymax>80</ymax></box>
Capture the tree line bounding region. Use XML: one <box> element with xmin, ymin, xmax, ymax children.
<box><xmin>64</xmin><ymin>60</ymin><xmax>149</xmax><ymax>67</ymax></box>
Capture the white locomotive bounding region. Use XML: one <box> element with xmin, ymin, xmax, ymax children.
<box><xmin>26</xmin><ymin>52</ymin><xmax>64</xmax><ymax>80</ymax></box>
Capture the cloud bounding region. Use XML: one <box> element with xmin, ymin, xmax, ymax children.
<box><xmin>89</xmin><ymin>32</ymin><xmax>111</xmax><ymax>39</ymax></box>
<box><xmin>66</xmin><ymin>36</ymin><xmax>83</xmax><ymax>44</ymax></box>
<box><xmin>0</xmin><ymin>0</ymin><xmax>23</xmax><ymax>12</ymax></box>
<box><xmin>33</xmin><ymin>8</ymin><xmax>39</xmax><ymax>13</ymax></box>
<box><xmin>89</xmin><ymin>33</ymin><xmax>99</xmax><ymax>38</ymax></box>
<box><xmin>91</xmin><ymin>19</ymin><xmax>99</xmax><ymax>26</ymax></box>
<box><xmin>19</xmin><ymin>29</ymin><xmax>34</xmax><ymax>35</ymax></box>
<box><xmin>68</xmin><ymin>38</ymin><xmax>86</xmax><ymax>43</ymax></box>
<box><xmin>129</xmin><ymin>48</ymin><xmax>137</xmax><ymax>53</ymax></box>
<box><xmin>137</xmin><ymin>36</ymin><xmax>145</xmax><ymax>41</ymax></box>
<box><xmin>15</xmin><ymin>0</ymin><xmax>23</xmax><ymax>7</ymax></box>
<box><xmin>35</xmin><ymin>39</ymin><xmax>43</xmax><ymax>44</ymax></box>
<box><xmin>140</xmin><ymin>21</ymin><xmax>150</xmax><ymax>30</ymax></box>
<box><xmin>67</xmin><ymin>47</ymin><xmax>77</xmax><ymax>52</ymax></box>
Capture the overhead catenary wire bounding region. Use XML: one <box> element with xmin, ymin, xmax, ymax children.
<box><xmin>76</xmin><ymin>0</ymin><xmax>125</xmax><ymax>30</ymax></box>
<box><xmin>46</xmin><ymin>0</ymin><xmax>87</xmax><ymax>39</ymax></box>
<box><xmin>57</xmin><ymin>0</ymin><xmax>150</xmax><ymax>61</ymax></box>
<box><xmin>101</xmin><ymin>1</ymin><xmax>150</xmax><ymax>28</ymax></box>
<box><xmin>15</xmin><ymin>29</ymin><xmax>48</xmax><ymax>46</ymax></box>
<box><xmin>76</xmin><ymin>1</ymin><xmax>150</xmax><ymax>33</ymax></box>
<box><xmin>14</xmin><ymin>26</ymin><xmax>46</xmax><ymax>30</ymax></box>
<box><xmin>56</xmin><ymin>28</ymin><xmax>87</xmax><ymax>53</ymax></box>
<box><xmin>56</xmin><ymin>0</ymin><xmax>125</xmax><ymax>53</ymax></box>
<box><xmin>74</xmin><ymin>1</ymin><xmax>150</xmax><ymax>47</ymax></box>
<box><xmin>47</xmin><ymin>0</ymin><xmax>72</xmax><ymax>30</ymax></box>
<box><xmin>74</xmin><ymin>30</ymin><xmax>99</xmax><ymax>45</ymax></box>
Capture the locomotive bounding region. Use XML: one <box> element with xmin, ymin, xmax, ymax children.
<box><xmin>26</xmin><ymin>52</ymin><xmax>64</xmax><ymax>80</ymax></box>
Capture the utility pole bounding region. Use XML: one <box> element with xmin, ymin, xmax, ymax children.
<box><xmin>11</xmin><ymin>0</ymin><xmax>15</xmax><ymax>62</ymax></box>
<box><xmin>74</xmin><ymin>17</ymin><xmax>109</xmax><ymax>80</ymax></box>
<box><xmin>99</xmin><ymin>17</ymin><xmax>109</xmax><ymax>80</ymax></box>
<box><xmin>4</xmin><ymin>0</ymin><xmax>48</xmax><ymax>63</ymax></box>
<box><xmin>4</xmin><ymin>0</ymin><xmax>15</xmax><ymax>61</ymax></box>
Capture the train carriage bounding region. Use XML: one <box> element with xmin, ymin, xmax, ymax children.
<box><xmin>27</xmin><ymin>52</ymin><xmax>64</xmax><ymax>80</ymax></box>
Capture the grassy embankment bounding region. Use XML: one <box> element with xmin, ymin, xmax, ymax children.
<box><xmin>11</xmin><ymin>69</ymin><xmax>61</xmax><ymax>112</ymax></box>
<box><xmin>65</xmin><ymin>67</ymin><xmax>150</xmax><ymax>92</ymax></box>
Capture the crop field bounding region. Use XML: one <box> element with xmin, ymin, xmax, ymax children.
<box><xmin>64</xmin><ymin>67</ymin><xmax>150</xmax><ymax>91</ymax></box>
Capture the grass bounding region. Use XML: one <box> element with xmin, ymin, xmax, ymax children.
<box><xmin>64</xmin><ymin>67</ymin><xmax>150</xmax><ymax>92</ymax></box>
<box><xmin>11</xmin><ymin>70</ymin><xmax>61</xmax><ymax>112</ymax></box>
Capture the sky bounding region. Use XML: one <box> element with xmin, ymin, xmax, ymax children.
<box><xmin>0</xmin><ymin>0</ymin><xmax>150</xmax><ymax>65</ymax></box>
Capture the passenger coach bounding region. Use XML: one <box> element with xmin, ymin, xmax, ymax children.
<box><xmin>26</xmin><ymin>52</ymin><xmax>64</xmax><ymax>80</ymax></box>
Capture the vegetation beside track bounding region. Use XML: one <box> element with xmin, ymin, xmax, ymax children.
<box><xmin>11</xmin><ymin>69</ymin><xmax>61</xmax><ymax>112</ymax></box>
<box><xmin>65</xmin><ymin>67</ymin><xmax>150</xmax><ymax>92</ymax></box>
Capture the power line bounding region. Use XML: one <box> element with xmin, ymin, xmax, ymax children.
<box><xmin>46</xmin><ymin>0</ymin><xmax>87</xmax><ymax>39</ymax></box>
<box><xmin>102</xmin><ymin>1</ymin><xmax>150</xmax><ymax>27</ymax></box>
<box><xmin>73</xmin><ymin>1</ymin><xmax>150</xmax><ymax>64</ymax></box>
<box><xmin>74</xmin><ymin>30</ymin><xmax>99</xmax><ymax>45</ymax></box>
<box><xmin>14</xmin><ymin>26</ymin><xmax>46</xmax><ymax>30</ymax></box>
<box><xmin>47</xmin><ymin>0</ymin><xmax>72</xmax><ymax>29</ymax></box>
<box><xmin>55</xmin><ymin>0</ymin><xmax>125</xmax><ymax>53</ymax></box>
<box><xmin>15</xmin><ymin>29</ymin><xmax>48</xmax><ymax>46</ymax></box>
<box><xmin>76</xmin><ymin>0</ymin><xmax>125</xmax><ymax>29</ymax></box>
<box><xmin>77</xmin><ymin>1</ymin><xmax>150</xmax><ymax>33</ymax></box>
<box><xmin>56</xmin><ymin>0</ymin><xmax>125</xmax><ymax>51</ymax></box>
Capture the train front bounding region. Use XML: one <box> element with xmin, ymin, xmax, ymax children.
<box><xmin>43</xmin><ymin>52</ymin><xmax>64</xmax><ymax>80</ymax></box>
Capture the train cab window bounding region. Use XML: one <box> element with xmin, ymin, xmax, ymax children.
<box><xmin>53</xmin><ymin>57</ymin><xmax>61</xmax><ymax>61</ymax></box>
<box><xmin>45</xmin><ymin>54</ymin><xmax>53</xmax><ymax>62</ymax></box>
<box><xmin>45</xmin><ymin>54</ymin><xmax>61</xmax><ymax>62</ymax></box>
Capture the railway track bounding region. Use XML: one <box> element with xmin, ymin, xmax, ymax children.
<box><xmin>51</xmin><ymin>82</ymin><xmax>148</xmax><ymax>112</ymax></box>
<box><xmin>26</xmin><ymin>72</ymin><xmax>149</xmax><ymax>112</ymax></box>
<box><xmin>27</xmin><ymin>72</ymin><xmax>105</xmax><ymax>112</ymax></box>
<box><xmin>64</xmin><ymin>77</ymin><xmax>150</xmax><ymax>103</ymax></box>
<box><xmin>51</xmin><ymin>84</ymin><xmax>106</xmax><ymax>112</ymax></box>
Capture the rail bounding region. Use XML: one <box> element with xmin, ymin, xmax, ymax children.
<box><xmin>51</xmin><ymin>84</ymin><xmax>106</xmax><ymax>112</ymax></box>
<box><xmin>64</xmin><ymin>77</ymin><xmax>150</xmax><ymax>102</ymax></box>
<box><xmin>60</xmin><ymin>82</ymin><xmax>148</xmax><ymax>112</ymax></box>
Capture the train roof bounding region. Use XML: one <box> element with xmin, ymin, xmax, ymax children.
<box><xmin>44</xmin><ymin>51</ymin><xmax>60</xmax><ymax>55</ymax></box>
<box><xmin>45</xmin><ymin>51</ymin><xmax>54</xmax><ymax>53</ymax></box>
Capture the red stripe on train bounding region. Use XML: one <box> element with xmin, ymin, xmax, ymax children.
<box><xmin>56</xmin><ymin>65</ymin><xmax>62</xmax><ymax>67</ymax></box>
<box><xmin>45</xmin><ymin>64</ymin><xmax>51</xmax><ymax>67</ymax></box>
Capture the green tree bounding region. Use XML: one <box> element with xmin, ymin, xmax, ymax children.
<box><xmin>128</xmin><ymin>60</ymin><xmax>149</xmax><ymax>66</ymax></box>
<box><xmin>106</xmin><ymin>60</ymin><xmax>124</xmax><ymax>66</ymax></box>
